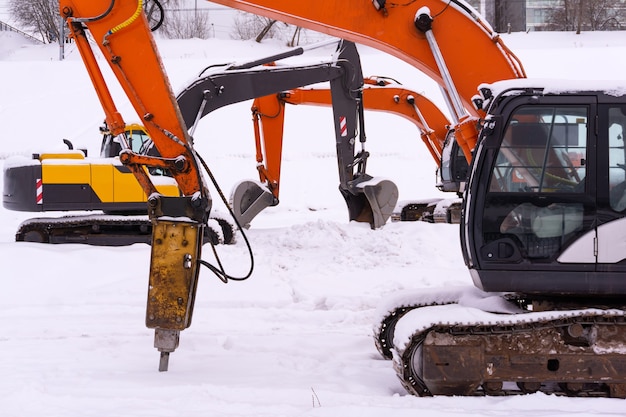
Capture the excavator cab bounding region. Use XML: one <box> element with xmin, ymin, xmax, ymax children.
<box><xmin>463</xmin><ymin>82</ymin><xmax>626</xmax><ymax>298</ymax></box>
<box><xmin>100</xmin><ymin>122</ymin><xmax>167</xmax><ymax>176</ymax></box>
<box><xmin>100</xmin><ymin>122</ymin><xmax>151</xmax><ymax>157</ymax></box>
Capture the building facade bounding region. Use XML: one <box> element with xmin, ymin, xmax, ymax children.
<box><xmin>468</xmin><ymin>0</ymin><xmax>625</xmax><ymax>32</ymax></box>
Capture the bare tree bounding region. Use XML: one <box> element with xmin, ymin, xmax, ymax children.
<box><xmin>583</xmin><ymin>0</ymin><xmax>625</xmax><ymax>29</ymax></box>
<box><xmin>255</xmin><ymin>19</ymin><xmax>278</xmax><ymax>42</ymax></box>
<box><xmin>231</xmin><ymin>12</ymin><xmax>280</xmax><ymax>41</ymax></box>
<box><xmin>288</xmin><ymin>27</ymin><xmax>302</xmax><ymax>47</ymax></box>
<box><xmin>157</xmin><ymin>0</ymin><xmax>212</xmax><ymax>39</ymax></box>
<box><xmin>231</xmin><ymin>12</ymin><xmax>305</xmax><ymax>45</ymax></box>
<box><xmin>546</xmin><ymin>0</ymin><xmax>624</xmax><ymax>31</ymax></box>
<box><xmin>9</xmin><ymin>0</ymin><xmax>60</xmax><ymax>43</ymax></box>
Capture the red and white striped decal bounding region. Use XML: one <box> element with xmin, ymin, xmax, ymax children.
<box><xmin>36</xmin><ymin>178</ymin><xmax>43</xmax><ymax>205</ymax></box>
<box><xmin>339</xmin><ymin>116</ymin><xmax>347</xmax><ymax>137</ymax></box>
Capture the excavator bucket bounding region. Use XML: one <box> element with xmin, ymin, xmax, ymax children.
<box><xmin>341</xmin><ymin>178</ymin><xmax>399</xmax><ymax>229</ymax></box>
<box><xmin>230</xmin><ymin>180</ymin><xmax>277</xmax><ymax>228</ymax></box>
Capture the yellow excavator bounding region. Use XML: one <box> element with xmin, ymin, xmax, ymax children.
<box><xmin>3</xmin><ymin>122</ymin><xmax>234</xmax><ymax>245</ymax></box>
<box><xmin>4</xmin><ymin>39</ymin><xmax>401</xmax><ymax>242</ymax></box>
<box><xmin>46</xmin><ymin>0</ymin><xmax>626</xmax><ymax>397</ymax></box>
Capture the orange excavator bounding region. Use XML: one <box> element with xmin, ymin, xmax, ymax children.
<box><xmin>211</xmin><ymin>0</ymin><xmax>626</xmax><ymax>398</ymax></box>
<box><xmin>176</xmin><ymin>40</ymin><xmax>401</xmax><ymax>229</ymax></box>
<box><xmin>58</xmin><ymin>0</ymin><xmax>217</xmax><ymax>372</ymax></box>
<box><xmin>56</xmin><ymin>0</ymin><xmax>626</xmax><ymax>397</ymax></box>
<box><xmin>232</xmin><ymin>77</ymin><xmax>456</xmax><ymax>227</ymax></box>
<box><xmin>56</xmin><ymin>0</ymin><xmax>404</xmax><ymax>370</ymax></box>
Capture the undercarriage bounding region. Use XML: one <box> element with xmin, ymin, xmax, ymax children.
<box><xmin>376</xmin><ymin>287</ymin><xmax>626</xmax><ymax>398</ymax></box>
<box><xmin>15</xmin><ymin>214</ymin><xmax>235</xmax><ymax>246</ymax></box>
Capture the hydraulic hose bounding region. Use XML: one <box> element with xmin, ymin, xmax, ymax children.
<box><xmin>104</xmin><ymin>0</ymin><xmax>144</xmax><ymax>42</ymax></box>
<box><xmin>68</xmin><ymin>0</ymin><xmax>116</xmax><ymax>23</ymax></box>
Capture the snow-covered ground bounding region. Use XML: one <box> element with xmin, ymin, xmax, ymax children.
<box><xmin>2</xmin><ymin>26</ymin><xmax>626</xmax><ymax>416</ymax></box>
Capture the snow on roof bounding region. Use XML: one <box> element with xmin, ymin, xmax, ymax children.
<box><xmin>480</xmin><ymin>78</ymin><xmax>626</xmax><ymax>100</ymax></box>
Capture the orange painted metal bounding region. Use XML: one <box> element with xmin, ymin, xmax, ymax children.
<box><xmin>59</xmin><ymin>0</ymin><xmax>203</xmax><ymax>197</ymax></box>
<box><xmin>251</xmin><ymin>82</ymin><xmax>451</xmax><ymax>199</ymax></box>
<box><xmin>208</xmin><ymin>0</ymin><xmax>526</xmax><ymax>116</ymax></box>
<box><xmin>251</xmin><ymin>95</ymin><xmax>286</xmax><ymax>198</ymax></box>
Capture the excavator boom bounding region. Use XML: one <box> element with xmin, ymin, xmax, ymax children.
<box><xmin>176</xmin><ymin>40</ymin><xmax>399</xmax><ymax>229</ymax></box>
<box><xmin>278</xmin><ymin>81</ymin><xmax>450</xmax><ymax>164</ymax></box>
<box><xmin>238</xmin><ymin>80</ymin><xmax>451</xmax><ymax>227</ymax></box>
<box><xmin>62</xmin><ymin>1</ymin><xmax>204</xmax><ymax>197</ymax></box>
<box><xmin>208</xmin><ymin>0</ymin><xmax>525</xmax><ymax>115</ymax></box>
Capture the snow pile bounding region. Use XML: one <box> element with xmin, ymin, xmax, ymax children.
<box><xmin>0</xmin><ymin>31</ymin><xmax>39</xmax><ymax>59</ymax></box>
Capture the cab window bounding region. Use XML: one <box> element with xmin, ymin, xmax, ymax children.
<box><xmin>489</xmin><ymin>106</ymin><xmax>587</xmax><ymax>193</ymax></box>
<box><xmin>608</xmin><ymin>106</ymin><xmax>626</xmax><ymax>211</ymax></box>
<box><xmin>482</xmin><ymin>105</ymin><xmax>589</xmax><ymax>260</ymax></box>
<box><xmin>127</xmin><ymin>128</ymin><xmax>152</xmax><ymax>154</ymax></box>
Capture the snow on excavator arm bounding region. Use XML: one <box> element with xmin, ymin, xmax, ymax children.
<box><xmin>59</xmin><ymin>0</ymin><xmax>210</xmax><ymax>371</ymax></box>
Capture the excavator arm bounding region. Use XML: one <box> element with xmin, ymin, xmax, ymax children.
<box><xmin>62</xmin><ymin>1</ymin><xmax>206</xmax><ymax>198</ymax></box>
<box><xmin>208</xmin><ymin>0</ymin><xmax>525</xmax><ymax>160</ymax></box>
<box><xmin>240</xmin><ymin>79</ymin><xmax>451</xmax><ymax>226</ymax></box>
<box><xmin>177</xmin><ymin>40</ymin><xmax>399</xmax><ymax>229</ymax></box>
<box><xmin>176</xmin><ymin>42</ymin><xmax>346</xmax><ymax>130</ymax></box>
<box><xmin>327</xmin><ymin>43</ymin><xmax>399</xmax><ymax>229</ymax></box>
<box><xmin>252</xmin><ymin>78</ymin><xmax>451</xmax><ymax>190</ymax></box>
<box><xmin>60</xmin><ymin>0</ymin><xmax>210</xmax><ymax>371</ymax></box>
<box><xmin>57</xmin><ymin>6</ymin><xmax>398</xmax><ymax>369</ymax></box>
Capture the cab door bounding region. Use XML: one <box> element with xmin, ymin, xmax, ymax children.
<box><xmin>595</xmin><ymin>103</ymin><xmax>626</xmax><ymax>270</ymax></box>
<box><xmin>558</xmin><ymin>103</ymin><xmax>626</xmax><ymax>270</ymax></box>
<box><xmin>464</xmin><ymin>94</ymin><xmax>599</xmax><ymax>294</ymax></box>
